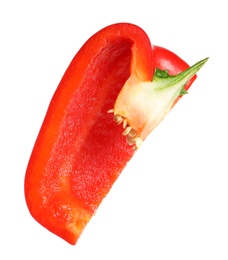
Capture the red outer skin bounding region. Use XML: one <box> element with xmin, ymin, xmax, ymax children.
<box><xmin>24</xmin><ymin>23</ymin><xmax>196</xmax><ymax>245</ymax></box>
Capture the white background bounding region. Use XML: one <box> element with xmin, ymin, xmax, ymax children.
<box><xmin>1</xmin><ymin>1</ymin><xmax>227</xmax><ymax>259</ymax></box>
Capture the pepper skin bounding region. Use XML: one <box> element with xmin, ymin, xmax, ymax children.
<box><xmin>24</xmin><ymin>23</ymin><xmax>207</xmax><ymax>245</ymax></box>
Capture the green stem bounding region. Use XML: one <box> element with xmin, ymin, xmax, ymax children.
<box><xmin>113</xmin><ymin>57</ymin><xmax>208</xmax><ymax>143</ymax></box>
<box><xmin>154</xmin><ymin>57</ymin><xmax>209</xmax><ymax>91</ymax></box>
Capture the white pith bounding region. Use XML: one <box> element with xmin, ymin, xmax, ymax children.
<box><xmin>113</xmin><ymin>74</ymin><xmax>183</xmax><ymax>144</ymax></box>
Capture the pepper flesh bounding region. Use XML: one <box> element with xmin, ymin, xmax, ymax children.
<box><xmin>24</xmin><ymin>23</ymin><xmax>207</xmax><ymax>245</ymax></box>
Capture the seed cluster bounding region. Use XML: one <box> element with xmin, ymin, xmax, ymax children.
<box><xmin>108</xmin><ymin>109</ymin><xmax>143</xmax><ymax>151</ymax></box>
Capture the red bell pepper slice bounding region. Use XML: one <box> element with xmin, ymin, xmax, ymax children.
<box><xmin>24</xmin><ymin>23</ymin><xmax>207</xmax><ymax>245</ymax></box>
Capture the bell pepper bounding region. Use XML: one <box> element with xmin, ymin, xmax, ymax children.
<box><xmin>24</xmin><ymin>23</ymin><xmax>208</xmax><ymax>245</ymax></box>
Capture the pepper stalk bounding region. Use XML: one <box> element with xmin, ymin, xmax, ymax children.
<box><xmin>113</xmin><ymin>57</ymin><xmax>209</xmax><ymax>149</ymax></box>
